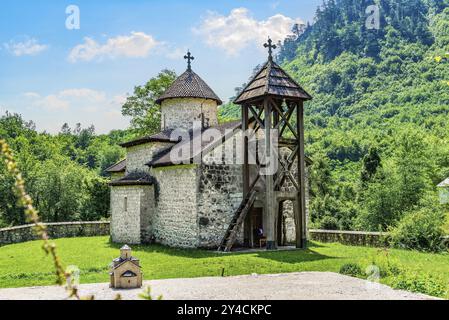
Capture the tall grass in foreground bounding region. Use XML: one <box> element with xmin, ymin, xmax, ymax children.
<box><xmin>0</xmin><ymin>139</ymin><xmax>82</xmax><ymax>299</ymax></box>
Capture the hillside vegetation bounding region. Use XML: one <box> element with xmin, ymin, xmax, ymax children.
<box><xmin>220</xmin><ymin>0</ymin><xmax>449</xmax><ymax>244</ymax></box>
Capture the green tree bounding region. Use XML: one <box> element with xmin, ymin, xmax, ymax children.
<box><xmin>390</xmin><ymin>193</ymin><xmax>447</xmax><ymax>252</ymax></box>
<box><xmin>394</xmin><ymin>129</ymin><xmax>432</xmax><ymax>212</ymax></box>
<box><xmin>357</xmin><ymin>170</ymin><xmax>401</xmax><ymax>231</ymax></box>
<box><xmin>81</xmin><ymin>176</ymin><xmax>110</xmax><ymax>221</ymax></box>
<box><xmin>32</xmin><ymin>159</ymin><xmax>87</xmax><ymax>222</ymax></box>
<box><xmin>361</xmin><ymin>147</ymin><xmax>382</xmax><ymax>183</ymax></box>
<box><xmin>122</xmin><ymin>69</ymin><xmax>177</xmax><ymax>135</ymax></box>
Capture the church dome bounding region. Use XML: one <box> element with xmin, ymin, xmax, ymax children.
<box><xmin>156</xmin><ymin>69</ymin><xmax>222</xmax><ymax>105</ymax></box>
<box><xmin>155</xmin><ymin>51</ymin><xmax>222</xmax><ymax>105</ymax></box>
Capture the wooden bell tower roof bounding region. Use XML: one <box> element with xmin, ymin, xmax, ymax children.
<box><xmin>234</xmin><ymin>39</ymin><xmax>312</xmax><ymax>104</ymax></box>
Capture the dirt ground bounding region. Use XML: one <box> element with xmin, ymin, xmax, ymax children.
<box><xmin>0</xmin><ymin>272</ymin><xmax>437</xmax><ymax>300</ymax></box>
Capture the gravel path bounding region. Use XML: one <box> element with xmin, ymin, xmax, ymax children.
<box><xmin>0</xmin><ymin>272</ymin><xmax>437</xmax><ymax>300</ymax></box>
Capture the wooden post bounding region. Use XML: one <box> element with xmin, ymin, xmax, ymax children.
<box><xmin>293</xmin><ymin>198</ymin><xmax>302</xmax><ymax>248</ymax></box>
<box><xmin>264</xmin><ymin>99</ymin><xmax>277</xmax><ymax>250</ymax></box>
<box><xmin>297</xmin><ymin>101</ymin><xmax>307</xmax><ymax>248</ymax></box>
<box><xmin>242</xmin><ymin>105</ymin><xmax>251</xmax><ymax>247</ymax></box>
<box><xmin>277</xmin><ymin>200</ymin><xmax>284</xmax><ymax>245</ymax></box>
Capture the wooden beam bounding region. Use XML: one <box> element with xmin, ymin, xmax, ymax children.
<box><xmin>269</xmin><ymin>99</ymin><xmax>298</xmax><ymax>140</ymax></box>
<box><xmin>249</xmin><ymin>105</ymin><xmax>264</xmax><ymax>130</ymax></box>
<box><xmin>277</xmin><ymin>201</ymin><xmax>284</xmax><ymax>245</ymax></box>
<box><xmin>242</xmin><ymin>104</ymin><xmax>251</xmax><ymax>247</ymax></box>
<box><xmin>293</xmin><ymin>196</ymin><xmax>302</xmax><ymax>248</ymax></box>
<box><xmin>280</xmin><ymin>102</ymin><xmax>296</xmax><ymax>136</ymax></box>
<box><xmin>264</xmin><ymin>98</ymin><xmax>277</xmax><ymax>250</ymax></box>
<box><xmin>297</xmin><ymin>101</ymin><xmax>307</xmax><ymax>249</ymax></box>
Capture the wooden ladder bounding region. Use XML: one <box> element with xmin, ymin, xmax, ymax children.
<box><xmin>217</xmin><ymin>188</ymin><xmax>258</xmax><ymax>252</ymax></box>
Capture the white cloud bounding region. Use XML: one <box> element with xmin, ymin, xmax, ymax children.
<box><xmin>23</xmin><ymin>92</ymin><xmax>41</xmax><ymax>98</ymax></box>
<box><xmin>165</xmin><ymin>46</ymin><xmax>188</xmax><ymax>60</ymax></box>
<box><xmin>24</xmin><ymin>88</ymin><xmax>107</xmax><ymax>111</ymax></box>
<box><xmin>59</xmin><ymin>88</ymin><xmax>106</xmax><ymax>102</ymax></box>
<box><xmin>68</xmin><ymin>32</ymin><xmax>160</xmax><ymax>62</ymax></box>
<box><xmin>193</xmin><ymin>7</ymin><xmax>303</xmax><ymax>56</ymax></box>
<box><xmin>4</xmin><ymin>38</ymin><xmax>48</xmax><ymax>56</ymax></box>
<box><xmin>35</xmin><ymin>94</ymin><xmax>70</xmax><ymax>111</ymax></box>
<box><xmin>22</xmin><ymin>88</ymin><xmax>129</xmax><ymax>133</ymax></box>
<box><xmin>111</xmin><ymin>94</ymin><xmax>127</xmax><ymax>106</ymax></box>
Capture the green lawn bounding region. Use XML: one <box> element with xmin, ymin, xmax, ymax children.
<box><xmin>0</xmin><ymin>236</ymin><xmax>448</xmax><ymax>298</ymax></box>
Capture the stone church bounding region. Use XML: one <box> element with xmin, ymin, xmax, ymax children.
<box><xmin>106</xmin><ymin>48</ymin><xmax>311</xmax><ymax>250</ymax></box>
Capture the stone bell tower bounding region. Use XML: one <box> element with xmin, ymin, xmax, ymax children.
<box><xmin>155</xmin><ymin>51</ymin><xmax>222</xmax><ymax>131</ymax></box>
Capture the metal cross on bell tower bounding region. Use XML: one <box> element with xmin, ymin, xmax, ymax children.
<box><xmin>263</xmin><ymin>37</ymin><xmax>277</xmax><ymax>61</ymax></box>
<box><xmin>184</xmin><ymin>50</ymin><xmax>194</xmax><ymax>71</ymax></box>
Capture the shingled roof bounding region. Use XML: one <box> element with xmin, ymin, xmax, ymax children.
<box><xmin>119</xmin><ymin>129</ymin><xmax>180</xmax><ymax>148</ymax></box>
<box><xmin>146</xmin><ymin>120</ymin><xmax>242</xmax><ymax>168</ymax></box>
<box><xmin>234</xmin><ymin>59</ymin><xmax>312</xmax><ymax>104</ymax></box>
<box><xmin>109</xmin><ymin>172</ymin><xmax>155</xmax><ymax>186</ymax></box>
<box><xmin>146</xmin><ymin>120</ymin><xmax>314</xmax><ymax>168</ymax></box>
<box><xmin>105</xmin><ymin>159</ymin><xmax>126</xmax><ymax>173</ymax></box>
<box><xmin>155</xmin><ymin>69</ymin><xmax>222</xmax><ymax>105</ymax></box>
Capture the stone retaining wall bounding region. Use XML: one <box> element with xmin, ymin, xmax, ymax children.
<box><xmin>0</xmin><ymin>221</ymin><xmax>110</xmax><ymax>245</ymax></box>
<box><xmin>309</xmin><ymin>229</ymin><xmax>389</xmax><ymax>247</ymax></box>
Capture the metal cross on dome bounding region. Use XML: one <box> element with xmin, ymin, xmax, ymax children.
<box><xmin>184</xmin><ymin>50</ymin><xmax>194</xmax><ymax>71</ymax></box>
<box><xmin>264</xmin><ymin>38</ymin><xmax>277</xmax><ymax>60</ymax></box>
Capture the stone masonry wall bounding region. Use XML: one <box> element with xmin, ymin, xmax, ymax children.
<box><xmin>278</xmin><ymin>147</ymin><xmax>310</xmax><ymax>243</ymax></box>
<box><xmin>161</xmin><ymin>98</ymin><xmax>218</xmax><ymax>131</ymax></box>
<box><xmin>110</xmin><ymin>185</ymin><xmax>154</xmax><ymax>244</ymax></box>
<box><xmin>0</xmin><ymin>221</ymin><xmax>110</xmax><ymax>245</ymax></box>
<box><xmin>151</xmin><ymin>165</ymin><xmax>199</xmax><ymax>248</ymax></box>
<box><xmin>197</xmin><ymin>163</ymin><xmax>244</xmax><ymax>248</ymax></box>
<box><xmin>281</xmin><ymin>168</ymin><xmax>310</xmax><ymax>244</ymax></box>
<box><xmin>140</xmin><ymin>185</ymin><xmax>155</xmax><ymax>243</ymax></box>
<box><xmin>126</xmin><ymin>142</ymin><xmax>173</xmax><ymax>173</ymax></box>
<box><xmin>198</xmin><ymin>133</ymin><xmax>244</xmax><ymax>248</ymax></box>
<box><xmin>309</xmin><ymin>230</ymin><xmax>389</xmax><ymax>247</ymax></box>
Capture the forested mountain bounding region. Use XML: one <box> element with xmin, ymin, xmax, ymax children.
<box><xmin>220</xmin><ymin>0</ymin><xmax>449</xmax><ymax>239</ymax></box>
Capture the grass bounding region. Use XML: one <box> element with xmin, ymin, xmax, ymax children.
<box><xmin>0</xmin><ymin>236</ymin><xmax>448</xmax><ymax>297</ymax></box>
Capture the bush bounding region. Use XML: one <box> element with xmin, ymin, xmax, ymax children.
<box><xmin>339</xmin><ymin>263</ymin><xmax>363</xmax><ymax>277</ymax></box>
<box><xmin>319</xmin><ymin>216</ymin><xmax>340</xmax><ymax>230</ymax></box>
<box><xmin>390</xmin><ymin>272</ymin><xmax>447</xmax><ymax>298</ymax></box>
<box><xmin>389</xmin><ymin>206</ymin><xmax>446</xmax><ymax>252</ymax></box>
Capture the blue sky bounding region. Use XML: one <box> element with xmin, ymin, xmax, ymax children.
<box><xmin>0</xmin><ymin>0</ymin><xmax>323</xmax><ymax>133</ymax></box>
